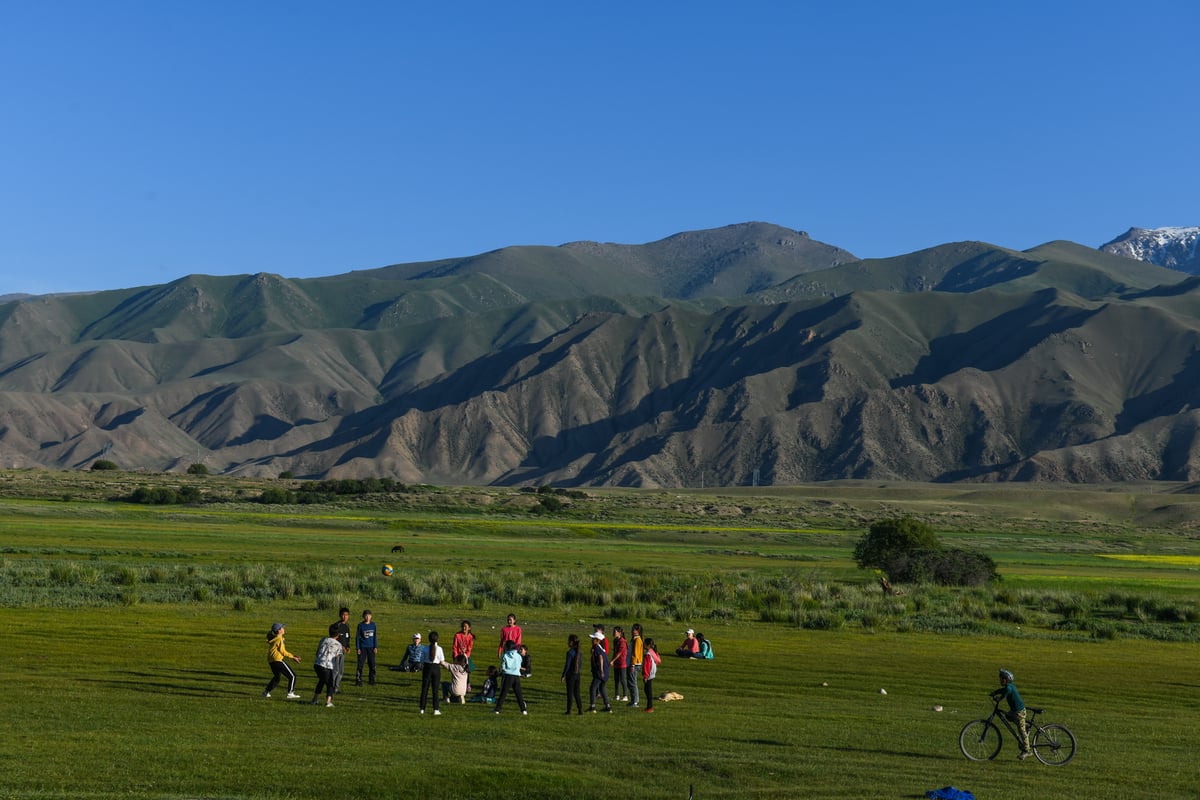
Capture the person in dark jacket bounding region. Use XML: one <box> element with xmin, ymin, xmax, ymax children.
<box><xmin>329</xmin><ymin>607</ymin><xmax>351</xmax><ymax>693</ymax></box>
<box><xmin>587</xmin><ymin>631</ymin><xmax>612</xmax><ymax>712</ymax></box>
<box><xmin>355</xmin><ymin>609</ymin><xmax>378</xmax><ymax>686</ymax></box>
<box><xmin>560</xmin><ymin>634</ymin><xmax>583</xmax><ymax>715</ymax></box>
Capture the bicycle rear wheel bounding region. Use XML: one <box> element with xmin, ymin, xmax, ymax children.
<box><xmin>1032</xmin><ymin>723</ymin><xmax>1076</xmax><ymax>766</ymax></box>
<box><xmin>959</xmin><ymin>719</ymin><xmax>1002</xmax><ymax>760</ymax></box>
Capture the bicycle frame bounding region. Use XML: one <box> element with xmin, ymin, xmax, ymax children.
<box><xmin>985</xmin><ymin>699</ymin><xmax>1038</xmax><ymax>745</ymax></box>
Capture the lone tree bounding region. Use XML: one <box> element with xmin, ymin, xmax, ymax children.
<box><xmin>853</xmin><ymin>517</ymin><xmax>940</xmax><ymax>568</ymax></box>
<box><xmin>854</xmin><ymin>517</ymin><xmax>998</xmax><ymax>587</ymax></box>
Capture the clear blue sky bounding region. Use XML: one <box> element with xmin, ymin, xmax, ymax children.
<box><xmin>3</xmin><ymin>1</ymin><xmax>1198</xmax><ymax>295</ymax></box>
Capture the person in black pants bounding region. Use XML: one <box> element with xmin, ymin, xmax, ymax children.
<box><xmin>329</xmin><ymin>607</ymin><xmax>351</xmax><ymax>693</ymax></box>
<box><xmin>495</xmin><ymin>639</ymin><xmax>528</xmax><ymax>714</ymax></box>
<box><xmin>587</xmin><ymin>630</ymin><xmax>611</xmax><ymax>712</ymax></box>
<box><xmin>560</xmin><ymin>634</ymin><xmax>583</xmax><ymax>715</ymax></box>
<box><xmin>419</xmin><ymin>631</ymin><xmax>445</xmax><ymax>715</ymax></box>
<box><xmin>355</xmin><ymin>609</ymin><xmax>378</xmax><ymax>686</ymax></box>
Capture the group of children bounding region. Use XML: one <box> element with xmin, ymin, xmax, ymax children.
<box><xmin>262</xmin><ymin>612</ymin><xmax>705</xmax><ymax>714</ymax></box>
<box><xmin>262</xmin><ymin>607</ymin><xmax>380</xmax><ymax>706</ymax></box>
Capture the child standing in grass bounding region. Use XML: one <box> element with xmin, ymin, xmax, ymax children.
<box><xmin>419</xmin><ymin>630</ymin><xmax>445</xmax><ymax>715</ymax></box>
<box><xmin>263</xmin><ymin>622</ymin><xmax>301</xmax><ymax>699</ymax></box>
<box><xmin>499</xmin><ymin>613</ymin><xmax>522</xmax><ymax>656</ymax></box>
<box><xmin>561</xmin><ymin>634</ymin><xmax>583</xmax><ymax>715</ymax></box>
<box><xmin>453</xmin><ymin>620</ymin><xmax>476</xmax><ymax>674</ymax></box>
<box><xmin>642</xmin><ymin>638</ymin><xmax>660</xmax><ymax>713</ymax></box>
<box><xmin>610</xmin><ymin>627</ymin><xmax>629</xmax><ymax>702</ymax></box>
<box><xmin>587</xmin><ymin>630</ymin><xmax>611</xmax><ymax>712</ymax></box>
<box><xmin>311</xmin><ymin>633</ymin><xmax>344</xmax><ymax>707</ymax></box>
<box><xmin>495</xmin><ymin>639</ymin><xmax>528</xmax><ymax>715</ymax></box>
<box><xmin>355</xmin><ymin>609</ymin><xmax>378</xmax><ymax>686</ymax></box>
<box><xmin>627</xmin><ymin>623</ymin><xmax>644</xmax><ymax>707</ymax></box>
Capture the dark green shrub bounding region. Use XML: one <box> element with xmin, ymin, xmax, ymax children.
<box><xmin>853</xmin><ymin>517</ymin><xmax>940</xmax><ymax>569</ymax></box>
<box><xmin>128</xmin><ymin>486</ymin><xmax>181</xmax><ymax>505</ymax></box>
<box><xmin>91</xmin><ymin>459</ymin><xmax>118</xmax><ymax>471</ymax></box>
<box><xmin>259</xmin><ymin>487</ymin><xmax>294</xmax><ymax>504</ymax></box>
<box><xmin>186</xmin><ymin>463</ymin><xmax>209</xmax><ymax>475</ymax></box>
<box><xmin>855</xmin><ymin>517</ymin><xmax>997</xmax><ymax>586</ymax></box>
<box><xmin>534</xmin><ymin>496</ymin><xmax>563</xmax><ymax>513</ymax></box>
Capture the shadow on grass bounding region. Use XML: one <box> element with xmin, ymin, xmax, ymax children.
<box><xmin>83</xmin><ymin>668</ymin><xmax>413</xmax><ymax>705</ymax></box>
<box><xmin>812</xmin><ymin>743</ymin><xmax>961</xmax><ymax>761</ymax></box>
<box><xmin>83</xmin><ymin>668</ymin><xmax>612</xmax><ymax>712</ymax></box>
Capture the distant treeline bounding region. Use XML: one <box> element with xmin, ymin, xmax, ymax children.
<box><xmin>116</xmin><ymin>478</ymin><xmax>587</xmax><ymax>511</ymax></box>
<box><xmin>260</xmin><ymin>478</ymin><xmax>408</xmax><ymax>504</ymax></box>
<box><xmin>115</xmin><ymin>477</ymin><xmax>407</xmax><ymax>506</ymax></box>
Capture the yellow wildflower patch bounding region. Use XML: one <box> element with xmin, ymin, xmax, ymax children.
<box><xmin>1098</xmin><ymin>555</ymin><xmax>1200</xmax><ymax>566</ymax></box>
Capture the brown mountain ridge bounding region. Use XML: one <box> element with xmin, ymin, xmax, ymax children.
<box><xmin>2</xmin><ymin>222</ymin><xmax>1198</xmax><ymax>486</ymax></box>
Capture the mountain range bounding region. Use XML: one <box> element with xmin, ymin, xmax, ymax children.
<box><xmin>4</xmin><ymin>221</ymin><xmax>1200</xmax><ymax>486</ymax></box>
<box><xmin>1101</xmin><ymin>226</ymin><xmax>1200</xmax><ymax>274</ymax></box>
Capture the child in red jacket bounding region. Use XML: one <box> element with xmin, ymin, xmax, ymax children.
<box><xmin>642</xmin><ymin>638</ymin><xmax>661</xmax><ymax>712</ymax></box>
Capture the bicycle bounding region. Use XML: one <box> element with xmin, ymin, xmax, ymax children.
<box><xmin>959</xmin><ymin>697</ymin><xmax>1076</xmax><ymax>765</ymax></box>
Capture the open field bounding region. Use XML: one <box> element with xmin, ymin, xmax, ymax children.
<box><xmin>1</xmin><ymin>472</ymin><xmax>1198</xmax><ymax>799</ymax></box>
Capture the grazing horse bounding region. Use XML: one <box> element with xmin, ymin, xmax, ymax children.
<box><xmin>391</xmin><ymin>545</ymin><xmax>405</xmax><ymax>553</ymax></box>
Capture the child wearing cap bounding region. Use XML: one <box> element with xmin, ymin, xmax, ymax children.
<box><xmin>675</xmin><ymin>628</ymin><xmax>699</xmax><ymax>657</ymax></box>
<box><xmin>355</xmin><ymin>610</ymin><xmax>378</xmax><ymax>686</ymax></box>
<box><xmin>263</xmin><ymin>622</ymin><xmax>302</xmax><ymax>699</ymax></box>
<box><xmin>401</xmin><ymin>633</ymin><xmax>426</xmax><ymax>672</ymax></box>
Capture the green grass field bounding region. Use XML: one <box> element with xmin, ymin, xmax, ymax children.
<box><xmin>1</xmin><ymin>475</ymin><xmax>1198</xmax><ymax>799</ymax></box>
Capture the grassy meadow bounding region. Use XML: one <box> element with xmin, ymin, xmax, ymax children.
<box><xmin>1</xmin><ymin>472</ymin><xmax>1199</xmax><ymax>799</ymax></box>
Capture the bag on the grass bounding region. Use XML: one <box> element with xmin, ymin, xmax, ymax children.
<box><xmin>925</xmin><ymin>788</ymin><xmax>974</xmax><ymax>800</ymax></box>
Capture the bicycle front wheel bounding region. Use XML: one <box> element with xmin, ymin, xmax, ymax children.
<box><xmin>959</xmin><ymin>719</ymin><xmax>1002</xmax><ymax>761</ymax></box>
<box><xmin>1032</xmin><ymin>723</ymin><xmax>1076</xmax><ymax>766</ymax></box>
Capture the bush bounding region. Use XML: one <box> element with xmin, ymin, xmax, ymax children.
<box><xmin>853</xmin><ymin>518</ymin><xmax>940</xmax><ymax>569</ymax></box>
<box><xmin>855</xmin><ymin>517</ymin><xmax>997</xmax><ymax>586</ymax></box>
<box><xmin>186</xmin><ymin>463</ymin><xmax>209</xmax><ymax>475</ymax></box>
<box><xmin>91</xmin><ymin>459</ymin><xmax>118</xmax><ymax>471</ymax></box>
<box><xmin>259</xmin><ymin>488</ymin><xmax>294</xmax><ymax>504</ymax></box>
<box><xmin>128</xmin><ymin>486</ymin><xmax>179</xmax><ymax>505</ymax></box>
<box><xmin>880</xmin><ymin>547</ymin><xmax>997</xmax><ymax>587</ymax></box>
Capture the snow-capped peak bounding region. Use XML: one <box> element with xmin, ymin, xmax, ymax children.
<box><xmin>1100</xmin><ymin>226</ymin><xmax>1200</xmax><ymax>274</ymax></box>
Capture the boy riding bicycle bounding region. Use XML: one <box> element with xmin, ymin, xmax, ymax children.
<box><xmin>990</xmin><ymin>669</ymin><xmax>1032</xmax><ymax>760</ymax></box>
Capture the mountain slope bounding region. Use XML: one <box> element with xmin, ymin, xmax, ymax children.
<box><xmin>1101</xmin><ymin>226</ymin><xmax>1200</xmax><ymax>274</ymax></box>
<box><xmin>2</xmin><ymin>223</ymin><xmax>1199</xmax><ymax>485</ymax></box>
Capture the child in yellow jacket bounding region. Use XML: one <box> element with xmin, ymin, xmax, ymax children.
<box><xmin>263</xmin><ymin>622</ymin><xmax>302</xmax><ymax>699</ymax></box>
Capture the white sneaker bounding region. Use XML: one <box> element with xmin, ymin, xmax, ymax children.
<box><xmin>262</xmin><ymin>692</ymin><xmax>271</xmax><ymax>699</ymax></box>
<box><xmin>522</xmin><ymin>710</ymin><xmax>528</xmax><ymax>715</ymax></box>
<box><xmin>433</xmin><ymin>710</ymin><xmax>441</xmax><ymax>716</ymax></box>
<box><xmin>285</xmin><ymin>693</ymin><xmax>301</xmax><ymax>699</ymax></box>
<box><xmin>419</xmin><ymin>709</ymin><xmax>424</xmax><ymax>714</ymax></box>
<box><xmin>325</xmin><ymin>701</ymin><xmax>334</xmax><ymax>707</ymax></box>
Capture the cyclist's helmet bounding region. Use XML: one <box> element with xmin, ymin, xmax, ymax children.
<box><xmin>999</xmin><ymin>669</ymin><xmax>1014</xmax><ymax>681</ymax></box>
